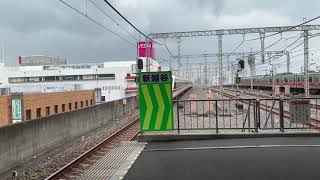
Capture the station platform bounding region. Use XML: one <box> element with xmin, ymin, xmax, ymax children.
<box><xmin>123</xmin><ymin>137</ymin><xmax>320</xmax><ymax>180</ymax></box>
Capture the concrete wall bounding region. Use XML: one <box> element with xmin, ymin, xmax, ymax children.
<box><xmin>0</xmin><ymin>96</ymin><xmax>137</xmax><ymax>174</ymax></box>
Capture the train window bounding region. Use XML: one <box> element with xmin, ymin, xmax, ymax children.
<box><xmin>284</xmin><ymin>78</ymin><xmax>288</xmax><ymax>83</ymax></box>
<box><xmin>309</xmin><ymin>77</ymin><xmax>313</xmax><ymax>83</ymax></box>
<box><xmin>292</xmin><ymin>77</ymin><xmax>295</xmax><ymax>83</ymax></box>
<box><xmin>276</xmin><ymin>78</ymin><xmax>279</xmax><ymax>83</ymax></box>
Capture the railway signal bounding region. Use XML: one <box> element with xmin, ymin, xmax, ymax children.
<box><xmin>238</xmin><ymin>59</ymin><xmax>245</xmax><ymax>70</ymax></box>
<box><xmin>137</xmin><ymin>58</ymin><xmax>143</xmax><ymax>71</ymax></box>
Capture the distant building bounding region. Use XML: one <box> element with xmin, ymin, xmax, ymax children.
<box><xmin>0</xmin><ymin>57</ymin><xmax>161</xmax><ymax>102</ymax></box>
<box><xmin>20</xmin><ymin>55</ymin><xmax>67</xmax><ymax>66</ymax></box>
<box><xmin>0</xmin><ymin>90</ymin><xmax>96</xmax><ymax>126</ymax></box>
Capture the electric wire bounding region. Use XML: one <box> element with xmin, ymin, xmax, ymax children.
<box><xmin>88</xmin><ymin>0</ymin><xmax>138</xmax><ymax>41</ymax></box>
<box><xmin>101</xmin><ymin>0</ymin><xmax>162</xmax><ymax>45</ymax></box>
<box><xmin>57</xmin><ymin>0</ymin><xmax>136</xmax><ymax>47</ymax></box>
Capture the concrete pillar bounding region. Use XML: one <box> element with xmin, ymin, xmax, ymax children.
<box><xmin>285</xmin><ymin>85</ymin><xmax>290</xmax><ymax>97</ymax></box>
<box><xmin>204</xmin><ymin>93</ymin><xmax>214</xmax><ymax>115</ymax></box>
<box><xmin>189</xmin><ymin>94</ymin><xmax>197</xmax><ymax>114</ymax></box>
<box><xmin>274</xmin><ymin>85</ymin><xmax>280</xmax><ymax>96</ymax></box>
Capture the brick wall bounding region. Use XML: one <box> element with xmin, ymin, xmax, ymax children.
<box><xmin>23</xmin><ymin>90</ymin><xmax>95</xmax><ymax>120</ymax></box>
<box><xmin>0</xmin><ymin>96</ymin><xmax>11</xmax><ymax>126</ymax></box>
<box><xmin>0</xmin><ymin>90</ymin><xmax>95</xmax><ymax>127</ymax></box>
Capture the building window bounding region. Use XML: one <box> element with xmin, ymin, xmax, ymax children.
<box><xmin>29</xmin><ymin>77</ymin><xmax>41</xmax><ymax>82</ymax></box>
<box><xmin>309</xmin><ymin>77</ymin><xmax>313</xmax><ymax>83</ymax></box>
<box><xmin>62</xmin><ymin>104</ymin><xmax>65</xmax><ymax>112</ymax></box>
<box><xmin>36</xmin><ymin>108</ymin><xmax>41</xmax><ymax>118</ymax></box>
<box><xmin>82</xmin><ymin>75</ymin><xmax>95</xmax><ymax>80</ymax></box>
<box><xmin>8</xmin><ymin>77</ymin><xmax>28</xmax><ymax>83</ymax></box>
<box><xmin>44</xmin><ymin>76</ymin><xmax>56</xmax><ymax>81</ymax></box>
<box><xmin>69</xmin><ymin>103</ymin><xmax>72</xmax><ymax>111</ymax></box>
<box><xmin>54</xmin><ymin>105</ymin><xmax>58</xmax><ymax>114</ymax></box>
<box><xmin>97</xmin><ymin>74</ymin><xmax>115</xmax><ymax>80</ymax></box>
<box><xmin>46</xmin><ymin>106</ymin><xmax>50</xmax><ymax>116</ymax></box>
<box><xmin>26</xmin><ymin>110</ymin><xmax>31</xmax><ymax>120</ymax></box>
<box><xmin>75</xmin><ymin>102</ymin><xmax>78</xmax><ymax>109</ymax></box>
<box><xmin>86</xmin><ymin>100</ymin><xmax>89</xmax><ymax>106</ymax></box>
<box><xmin>81</xmin><ymin>101</ymin><xmax>83</xmax><ymax>108</ymax></box>
<box><xmin>90</xmin><ymin>99</ymin><xmax>93</xmax><ymax>105</ymax></box>
<box><xmin>62</xmin><ymin>75</ymin><xmax>77</xmax><ymax>81</ymax></box>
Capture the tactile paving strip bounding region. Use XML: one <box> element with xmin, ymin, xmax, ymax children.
<box><xmin>78</xmin><ymin>141</ymin><xmax>146</xmax><ymax>180</ymax></box>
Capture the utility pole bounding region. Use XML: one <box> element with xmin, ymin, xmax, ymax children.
<box><xmin>177</xmin><ymin>37</ymin><xmax>181</xmax><ymax>76</ymax></box>
<box><xmin>248</xmin><ymin>54</ymin><xmax>255</xmax><ymax>91</ymax></box>
<box><xmin>286</xmin><ymin>51</ymin><xmax>290</xmax><ymax>73</ymax></box>
<box><xmin>145</xmin><ymin>37</ymin><xmax>150</xmax><ymax>72</ymax></box>
<box><xmin>199</xmin><ymin>63</ymin><xmax>202</xmax><ymax>86</ymax></box>
<box><xmin>304</xmin><ymin>30</ymin><xmax>310</xmax><ymax>97</ymax></box>
<box><xmin>271</xmin><ymin>65</ymin><xmax>275</xmax><ymax>97</ymax></box>
<box><xmin>227</xmin><ymin>56</ymin><xmax>231</xmax><ymax>84</ymax></box>
<box><xmin>204</xmin><ymin>56</ymin><xmax>208</xmax><ymax>88</ymax></box>
<box><xmin>186</xmin><ymin>57</ymin><xmax>190</xmax><ymax>80</ymax></box>
<box><xmin>260</xmin><ymin>32</ymin><xmax>266</xmax><ymax>63</ymax></box>
<box><xmin>218</xmin><ymin>34</ymin><xmax>223</xmax><ymax>95</ymax></box>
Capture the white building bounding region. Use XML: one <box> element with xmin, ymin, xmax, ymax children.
<box><xmin>0</xmin><ymin>58</ymin><xmax>161</xmax><ymax>102</ymax></box>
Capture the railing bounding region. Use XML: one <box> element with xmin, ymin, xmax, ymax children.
<box><xmin>174</xmin><ymin>97</ymin><xmax>320</xmax><ymax>134</ymax></box>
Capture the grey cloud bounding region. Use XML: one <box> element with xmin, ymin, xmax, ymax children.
<box><xmin>0</xmin><ymin>0</ymin><xmax>319</xmax><ymax>68</ymax></box>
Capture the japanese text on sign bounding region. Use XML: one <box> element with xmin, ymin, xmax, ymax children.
<box><xmin>140</xmin><ymin>72</ymin><xmax>171</xmax><ymax>83</ymax></box>
<box><xmin>289</xmin><ymin>99</ymin><xmax>310</xmax><ymax>124</ymax></box>
<box><xmin>12</xmin><ymin>99</ymin><xmax>22</xmax><ymax>121</ymax></box>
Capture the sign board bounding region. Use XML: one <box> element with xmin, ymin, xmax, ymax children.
<box><xmin>289</xmin><ymin>99</ymin><xmax>310</xmax><ymax>124</ymax></box>
<box><xmin>94</xmin><ymin>88</ymin><xmax>102</xmax><ymax>103</ymax></box>
<box><xmin>11</xmin><ymin>99</ymin><xmax>22</xmax><ymax>122</ymax></box>
<box><xmin>137</xmin><ymin>41</ymin><xmax>155</xmax><ymax>59</ymax></box>
<box><xmin>138</xmin><ymin>71</ymin><xmax>173</xmax><ymax>131</ymax></box>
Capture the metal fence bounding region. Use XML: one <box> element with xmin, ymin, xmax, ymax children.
<box><xmin>174</xmin><ymin>97</ymin><xmax>320</xmax><ymax>134</ymax></box>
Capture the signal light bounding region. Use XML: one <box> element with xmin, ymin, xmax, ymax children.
<box><xmin>239</xmin><ymin>59</ymin><xmax>245</xmax><ymax>69</ymax></box>
<box><xmin>137</xmin><ymin>58</ymin><xmax>143</xmax><ymax>70</ymax></box>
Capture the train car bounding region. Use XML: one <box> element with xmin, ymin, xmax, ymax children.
<box><xmin>239</xmin><ymin>72</ymin><xmax>320</xmax><ymax>94</ymax></box>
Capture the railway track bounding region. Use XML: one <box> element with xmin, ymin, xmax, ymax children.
<box><xmin>224</xmin><ymin>88</ymin><xmax>320</xmax><ymax>110</ymax></box>
<box><xmin>212</xmin><ymin>89</ymin><xmax>320</xmax><ymax>128</ymax></box>
<box><xmin>44</xmin><ymin>86</ymin><xmax>191</xmax><ymax>180</ymax></box>
<box><xmin>45</xmin><ymin>119</ymin><xmax>140</xmax><ymax>180</ymax></box>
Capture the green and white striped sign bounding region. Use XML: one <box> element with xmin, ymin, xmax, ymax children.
<box><xmin>138</xmin><ymin>71</ymin><xmax>174</xmax><ymax>131</ymax></box>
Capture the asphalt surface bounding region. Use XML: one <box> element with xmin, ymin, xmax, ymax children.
<box><xmin>124</xmin><ymin>137</ymin><xmax>320</xmax><ymax>180</ymax></box>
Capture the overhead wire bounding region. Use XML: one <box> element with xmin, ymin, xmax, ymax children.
<box><xmin>245</xmin><ymin>15</ymin><xmax>320</xmax><ymax>41</ymax></box>
<box><xmin>254</xmin><ymin>34</ymin><xmax>320</xmax><ymax>72</ymax></box>
<box><xmin>226</xmin><ymin>16</ymin><xmax>320</xmax><ymax>60</ymax></box>
<box><xmin>101</xmin><ymin>0</ymin><xmax>162</xmax><ymax>45</ymax></box>
<box><xmin>57</xmin><ymin>0</ymin><xmax>136</xmax><ymax>47</ymax></box>
<box><xmin>88</xmin><ymin>0</ymin><xmax>138</xmax><ymax>41</ymax></box>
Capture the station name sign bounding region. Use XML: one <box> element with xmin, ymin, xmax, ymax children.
<box><xmin>139</xmin><ymin>71</ymin><xmax>172</xmax><ymax>84</ymax></box>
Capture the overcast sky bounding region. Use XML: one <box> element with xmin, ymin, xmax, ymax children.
<box><xmin>0</xmin><ymin>0</ymin><xmax>320</xmax><ymax>73</ymax></box>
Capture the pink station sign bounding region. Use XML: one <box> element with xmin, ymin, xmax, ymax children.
<box><xmin>137</xmin><ymin>41</ymin><xmax>155</xmax><ymax>59</ymax></box>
